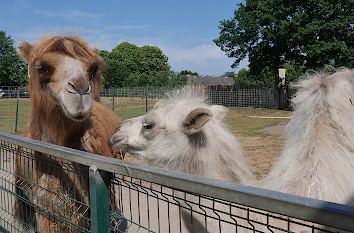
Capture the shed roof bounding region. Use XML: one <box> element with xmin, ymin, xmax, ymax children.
<box><xmin>186</xmin><ymin>75</ymin><xmax>235</xmax><ymax>86</ymax></box>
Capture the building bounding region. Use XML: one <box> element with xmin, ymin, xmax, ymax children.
<box><xmin>186</xmin><ymin>75</ymin><xmax>235</xmax><ymax>90</ymax></box>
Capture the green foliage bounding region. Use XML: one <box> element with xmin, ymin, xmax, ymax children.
<box><xmin>214</xmin><ymin>0</ymin><xmax>354</xmax><ymax>87</ymax></box>
<box><xmin>100</xmin><ymin>42</ymin><xmax>173</xmax><ymax>88</ymax></box>
<box><xmin>169</xmin><ymin>71</ymin><xmax>188</xmax><ymax>87</ymax></box>
<box><xmin>0</xmin><ymin>31</ymin><xmax>28</xmax><ymax>86</ymax></box>
<box><xmin>179</xmin><ymin>70</ymin><xmax>199</xmax><ymax>76</ymax></box>
<box><xmin>110</xmin><ymin>42</ymin><xmax>143</xmax><ymax>74</ymax></box>
<box><xmin>236</xmin><ymin>69</ymin><xmax>257</xmax><ymax>86</ymax></box>
<box><xmin>255</xmin><ymin>66</ymin><xmax>276</xmax><ymax>88</ymax></box>
<box><xmin>99</xmin><ymin>50</ymin><xmax>110</xmax><ymax>61</ymax></box>
<box><xmin>221</xmin><ymin>71</ymin><xmax>236</xmax><ymax>78</ymax></box>
<box><xmin>139</xmin><ymin>45</ymin><xmax>170</xmax><ymax>76</ymax></box>
<box><xmin>281</xmin><ymin>61</ymin><xmax>306</xmax><ymax>82</ymax></box>
<box><xmin>323</xmin><ymin>64</ymin><xmax>336</xmax><ymax>73</ymax></box>
<box><xmin>102</xmin><ymin>60</ymin><xmax>130</xmax><ymax>88</ymax></box>
<box><xmin>222</xmin><ymin>69</ymin><xmax>258</xmax><ymax>86</ymax></box>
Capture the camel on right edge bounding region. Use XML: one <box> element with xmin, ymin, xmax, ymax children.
<box><xmin>263</xmin><ymin>68</ymin><xmax>354</xmax><ymax>207</ymax></box>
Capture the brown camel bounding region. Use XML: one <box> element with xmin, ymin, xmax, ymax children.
<box><xmin>15</xmin><ymin>35</ymin><xmax>123</xmax><ymax>232</ymax></box>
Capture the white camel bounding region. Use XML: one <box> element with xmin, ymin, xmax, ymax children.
<box><xmin>111</xmin><ymin>92</ymin><xmax>254</xmax><ymax>184</ymax></box>
<box><xmin>111</xmin><ymin>91</ymin><xmax>255</xmax><ymax>232</ymax></box>
<box><xmin>264</xmin><ymin>68</ymin><xmax>354</xmax><ymax>206</ymax></box>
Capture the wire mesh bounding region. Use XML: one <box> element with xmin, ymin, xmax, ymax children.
<box><xmin>0</xmin><ymin>140</ymin><xmax>91</xmax><ymax>232</ymax></box>
<box><xmin>109</xmin><ymin>175</ymin><xmax>343</xmax><ymax>233</ymax></box>
<box><xmin>0</xmin><ymin>86</ymin><xmax>280</xmax><ymax>134</ymax></box>
<box><xmin>0</xmin><ymin>134</ymin><xmax>353</xmax><ymax>232</ymax></box>
<box><xmin>0</xmin><ymin>86</ymin><xmax>31</xmax><ymax>135</ymax></box>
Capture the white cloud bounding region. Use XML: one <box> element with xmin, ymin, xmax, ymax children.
<box><xmin>11</xmin><ymin>26</ymin><xmax>248</xmax><ymax>76</ymax></box>
<box><xmin>160</xmin><ymin>44</ymin><xmax>249</xmax><ymax>76</ymax></box>
<box><xmin>35</xmin><ymin>10</ymin><xmax>102</xmax><ymax>21</ymax></box>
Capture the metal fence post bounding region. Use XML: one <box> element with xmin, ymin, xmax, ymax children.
<box><xmin>14</xmin><ymin>87</ymin><xmax>20</xmax><ymax>134</ymax></box>
<box><xmin>112</xmin><ymin>88</ymin><xmax>115</xmax><ymax>112</ymax></box>
<box><xmin>253</xmin><ymin>89</ymin><xmax>257</xmax><ymax>114</ymax></box>
<box><xmin>237</xmin><ymin>89</ymin><xmax>241</xmax><ymax>114</ymax></box>
<box><xmin>89</xmin><ymin>165</ymin><xmax>110</xmax><ymax>233</ymax></box>
<box><xmin>145</xmin><ymin>90</ymin><xmax>148</xmax><ymax>113</ymax></box>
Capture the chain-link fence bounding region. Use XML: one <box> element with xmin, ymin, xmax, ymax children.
<box><xmin>0</xmin><ymin>86</ymin><xmax>282</xmax><ymax>134</ymax></box>
<box><xmin>1</xmin><ymin>132</ymin><xmax>353</xmax><ymax>232</ymax></box>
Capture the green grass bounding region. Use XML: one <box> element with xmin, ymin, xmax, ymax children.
<box><xmin>0</xmin><ymin>97</ymin><xmax>159</xmax><ymax>134</ymax></box>
<box><xmin>225</xmin><ymin>108</ymin><xmax>292</xmax><ymax>137</ymax></box>
<box><xmin>0</xmin><ymin>98</ymin><xmax>31</xmax><ymax>135</ymax></box>
<box><xmin>0</xmin><ymin>98</ymin><xmax>291</xmax><ymax>138</ymax></box>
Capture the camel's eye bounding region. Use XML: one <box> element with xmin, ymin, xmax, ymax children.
<box><xmin>37</xmin><ymin>65</ymin><xmax>47</xmax><ymax>73</ymax></box>
<box><xmin>142</xmin><ymin>122</ymin><xmax>153</xmax><ymax>130</ymax></box>
<box><xmin>37</xmin><ymin>62</ymin><xmax>52</xmax><ymax>74</ymax></box>
<box><xmin>89</xmin><ymin>65</ymin><xmax>99</xmax><ymax>79</ymax></box>
<box><xmin>36</xmin><ymin>61</ymin><xmax>52</xmax><ymax>83</ymax></box>
<box><xmin>115</xmin><ymin>125</ymin><xmax>121</xmax><ymax>132</ymax></box>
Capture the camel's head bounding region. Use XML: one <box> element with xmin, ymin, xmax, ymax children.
<box><xmin>16</xmin><ymin>35</ymin><xmax>104</xmax><ymax>121</ymax></box>
<box><xmin>110</xmin><ymin>94</ymin><xmax>228</xmax><ymax>163</ymax></box>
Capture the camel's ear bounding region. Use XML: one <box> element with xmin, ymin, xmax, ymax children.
<box><xmin>210</xmin><ymin>105</ymin><xmax>228</xmax><ymax>121</ymax></box>
<box><xmin>92</xmin><ymin>47</ymin><xmax>99</xmax><ymax>55</ymax></box>
<box><xmin>16</xmin><ymin>41</ymin><xmax>33</xmax><ymax>62</ymax></box>
<box><xmin>182</xmin><ymin>108</ymin><xmax>213</xmax><ymax>135</ymax></box>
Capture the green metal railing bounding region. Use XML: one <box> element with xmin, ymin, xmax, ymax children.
<box><xmin>0</xmin><ymin>132</ymin><xmax>354</xmax><ymax>233</ymax></box>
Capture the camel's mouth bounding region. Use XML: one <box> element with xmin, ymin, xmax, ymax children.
<box><xmin>114</xmin><ymin>144</ymin><xmax>140</xmax><ymax>155</ymax></box>
<box><xmin>72</xmin><ymin>114</ymin><xmax>89</xmax><ymax>121</ymax></box>
<box><xmin>111</xmin><ymin>137</ymin><xmax>142</xmax><ymax>155</ymax></box>
<box><xmin>61</xmin><ymin>102</ymin><xmax>91</xmax><ymax>122</ymax></box>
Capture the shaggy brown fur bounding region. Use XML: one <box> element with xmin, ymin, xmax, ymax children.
<box><xmin>15</xmin><ymin>35</ymin><xmax>122</xmax><ymax>232</ymax></box>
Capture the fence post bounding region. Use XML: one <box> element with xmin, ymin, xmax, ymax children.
<box><xmin>112</xmin><ymin>88</ymin><xmax>115</xmax><ymax>112</ymax></box>
<box><xmin>145</xmin><ymin>90</ymin><xmax>148</xmax><ymax>113</ymax></box>
<box><xmin>253</xmin><ymin>89</ymin><xmax>257</xmax><ymax>114</ymax></box>
<box><xmin>89</xmin><ymin>165</ymin><xmax>110</xmax><ymax>233</ymax></box>
<box><xmin>14</xmin><ymin>87</ymin><xmax>20</xmax><ymax>134</ymax></box>
<box><xmin>237</xmin><ymin>89</ymin><xmax>241</xmax><ymax>114</ymax></box>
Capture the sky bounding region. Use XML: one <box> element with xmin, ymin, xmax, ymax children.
<box><xmin>0</xmin><ymin>0</ymin><xmax>248</xmax><ymax>76</ymax></box>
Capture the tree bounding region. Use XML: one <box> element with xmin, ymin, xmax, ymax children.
<box><xmin>223</xmin><ymin>69</ymin><xmax>257</xmax><ymax>86</ymax></box>
<box><xmin>281</xmin><ymin>60</ymin><xmax>306</xmax><ymax>82</ymax></box>
<box><xmin>110</xmin><ymin>42</ymin><xmax>143</xmax><ymax>75</ymax></box>
<box><xmin>101</xmin><ymin>60</ymin><xmax>130</xmax><ymax>88</ymax></box>
<box><xmin>179</xmin><ymin>70</ymin><xmax>199</xmax><ymax>76</ymax></box>
<box><xmin>0</xmin><ymin>31</ymin><xmax>28</xmax><ymax>86</ymax></box>
<box><xmin>214</xmin><ymin>0</ymin><xmax>354</xmax><ymax>87</ymax></box>
<box><xmin>140</xmin><ymin>45</ymin><xmax>170</xmax><ymax>76</ymax></box>
<box><xmin>221</xmin><ymin>71</ymin><xmax>236</xmax><ymax>78</ymax></box>
<box><xmin>100</xmin><ymin>42</ymin><xmax>172</xmax><ymax>88</ymax></box>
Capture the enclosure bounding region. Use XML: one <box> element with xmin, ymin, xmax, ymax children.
<box><xmin>0</xmin><ymin>86</ymin><xmax>279</xmax><ymax>135</ymax></box>
<box><xmin>1</xmin><ymin>86</ymin><xmax>353</xmax><ymax>232</ymax></box>
<box><xmin>0</xmin><ymin>132</ymin><xmax>353</xmax><ymax>233</ymax></box>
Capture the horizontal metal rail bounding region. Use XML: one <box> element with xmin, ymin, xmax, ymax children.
<box><xmin>1</xmin><ymin>132</ymin><xmax>354</xmax><ymax>231</ymax></box>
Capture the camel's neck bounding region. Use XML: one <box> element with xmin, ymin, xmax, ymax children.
<box><xmin>28</xmin><ymin>97</ymin><xmax>91</xmax><ymax>149</ymax></box>
<box><xmin>151</xmin><ymin>128</ymin><xmax>254</xmax><ymax>184</ymax></box>
<box><xmin>284</xmin><ymin>102</ymin><xmax>339</xmax><ymax>164</ymax></box>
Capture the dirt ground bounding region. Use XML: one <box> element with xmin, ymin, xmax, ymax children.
<box><xmin>125</xmin><ymin>109</ymin><xmax>293</xmax><ymax>180</ymax></box>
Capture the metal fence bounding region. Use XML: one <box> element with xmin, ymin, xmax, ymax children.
<box><xmin>0</xmin><ymin>86</ymin><xmax>280</xmax><ymax>135</ymax></box>
<box><xmin>0</xmin><ymin>132</ymin><xmax>353</xmax><ymax>233</ymax></box>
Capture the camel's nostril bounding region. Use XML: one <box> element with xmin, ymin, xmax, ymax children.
<box><xmin>84</xmin><ymin>84</ymin><xmax>91</xmax><ymax>95</ymax></box>
<box><xmin>67</xmin><ymin>81</ymin><xmax>77</xmax><ymax>94</ymax></box>
<box><xmin>115</xmin><ymin>126</ymin><xmax>121</xmax><ymax>132</ymax></box>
